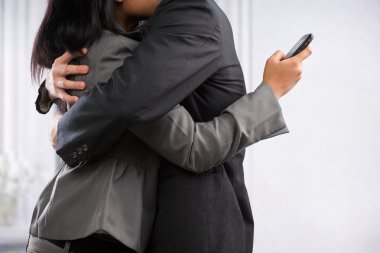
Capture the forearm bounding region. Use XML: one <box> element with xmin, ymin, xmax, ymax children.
<box><xmin>129</xmin><ymin>82</ymin><xmax>289</xmax><ymax>173</ymax></box>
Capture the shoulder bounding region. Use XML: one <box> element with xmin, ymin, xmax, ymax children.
<box><xmin>155</xmin><ymin>0</ymin><xmax>218</xmax><ymax>16</ymax></box>
<box><xmin>94</xmin><ymin>30</ymin><xmax>140</xmax><ymax>53</ymax></box>
<box><xmin>84</xmin><ymin>30</ymin><xmax>139</xmax><ymax>66</ymax></box>
<box><xmin>72</xmin><ymin>30</ymin><xmax>140</xmax><ymax>85</ymax></box>
<box><xmin>148</xmin><ymin>0</ymin><xmax>221</xmax><ymax>35</ymax></box>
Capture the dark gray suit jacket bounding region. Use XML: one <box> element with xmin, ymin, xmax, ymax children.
<box><xmin>52</xmin><ymin>0</ymin><xmax>289</xmax><ymax>252</ymax></box>
<box><xmin>32</xmin><ymin>30</ymin><xmax>288</xmax><ymax>253</ymax></box>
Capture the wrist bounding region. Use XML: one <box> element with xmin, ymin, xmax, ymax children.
<box><xmin>262</xmin><ymin>80</ymin><xmax>281</xmax><ymax>100</ymax></box>
<box><xmin>45</xmin><ymin>71</ymin><xmax>57</xmax><ymax>101</ymax></box>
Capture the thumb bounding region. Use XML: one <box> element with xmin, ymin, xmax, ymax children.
<box><xmin>292</xmin><ymin>46</ymin><xmax>312</xmax><ymax>62</ymax></box>
<box><xmin>271</xmin><ymin>50</ymin><xmax>286</xmax><ymax>62</ymax></box>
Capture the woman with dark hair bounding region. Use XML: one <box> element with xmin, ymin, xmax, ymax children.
<box><xmin>27</xmin><ymin>0</ymin><xmax>301</xmax><ymax>252</ymax></box>
<box><xmin>31</xmin><ymin>0</ymin><xmax>158</xmax><ymax>81</ymax></box>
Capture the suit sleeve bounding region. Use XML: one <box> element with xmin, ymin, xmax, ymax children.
<box><xmin>129</xmin><ymin>82</ymin><xmax>289</xmax><ymax>173</ymax></box>
<box><xmin>56</xmin><ymin>0</ymin><xmax>223</xmax><ymax>167</ymax></box>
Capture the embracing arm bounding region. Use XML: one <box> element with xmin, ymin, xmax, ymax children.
<box><xmin>47</xmin><ymin>82</ymin><xmax>289</xmax><ymax>172</ymax></box>
<box><xmin>56</xmin><ymin>0</ymin><xmax>223</xmax><ymax>167</ymax></box>
<box><xmin>54</xmin><ymin>0</ymin><xmax>309</xmax><ymax>168</ymax></box>
<box><xmin>43</xmin><ymin>21</ymin><xmax>288</xmax><ymax>172</ymax></box>
<box><xmin>129</xmin><ymin>82</ymin><xmax>288</xmax><ymax>173</ymax></box>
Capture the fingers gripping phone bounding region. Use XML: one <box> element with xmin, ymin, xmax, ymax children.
<box><xmin>285</xmin><ymin>33</ymin><xmax>314</xmax><ymax>59</ymax></box>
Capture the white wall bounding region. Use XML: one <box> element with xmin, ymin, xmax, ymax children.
<box><xmin>220</xmin><ymin>0</ymin><xmax>380</xmax><ymax>253</ymax></box>
<box><xmin>0</xmin><ymin>0</ymin><xmax>54</xmax><ymax>236</ymax></box>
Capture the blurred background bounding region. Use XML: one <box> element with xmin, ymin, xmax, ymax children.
<box><xmin>0</xmin><ymin>0</ymin><xmax>379</xmax><ymax>252</ymax></box>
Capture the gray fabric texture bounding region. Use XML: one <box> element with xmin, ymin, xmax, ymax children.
<box><xmin>30</xmin><ymin>29</ymin><xmax>288</xmax><ymax>252</ymax></box>
<box><xmin>30</xmin><ymin>1</ymin><xmax>289</xmax><ymax>251</ymax></box>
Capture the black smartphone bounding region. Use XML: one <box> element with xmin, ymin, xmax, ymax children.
<box><xmin>285</xmin><ymin>33</ymin><xmax>314</xmax><ymax>59</ymax></box>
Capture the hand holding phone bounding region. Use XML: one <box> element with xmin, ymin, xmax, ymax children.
<box><xmin>263</xmin><ymin>34</ymin><xmax>313</xmax><ymax>99</ymax></box>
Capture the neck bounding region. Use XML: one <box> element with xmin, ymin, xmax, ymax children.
<box><xmin>115</xmin><ymin>11</ymin><xmax>139</xmax><ymax>32</ymax></box>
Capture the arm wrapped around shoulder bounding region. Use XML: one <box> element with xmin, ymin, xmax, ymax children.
<box><xmin>55</xmin><ymin>0</ymin><xmax>224</xmax><ymax>168</ymax></box>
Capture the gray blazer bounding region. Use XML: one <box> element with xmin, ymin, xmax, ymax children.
<box><xmin>30</xmin><ymin>30</ymin><xmax>288</xmax><ymax>252</ymax></box>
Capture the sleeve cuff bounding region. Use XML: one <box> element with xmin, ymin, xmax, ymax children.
<box><xmin>221</xmin><ymin>82</ymin><xmax>290</xmax><ymax>143</ymax></box>
<box><xmin>35</xmin><ymin>80</ymin><xmax>68</xmax><ymax>114</ymax></box>
<box><xmin>258</xmin><ymin>82</ymin><xmax>290</xmax><ymax>137</ymax></box>
<box><xmin>35</xmin><ymin>80</ymin><xmax>54</xmax><ymax>114</ymax></box>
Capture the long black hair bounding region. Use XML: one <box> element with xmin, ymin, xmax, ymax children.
<box><xmin>31</xmin><ymin>0</ymin><xmax>120</xmax><ymax>81</ymax></box>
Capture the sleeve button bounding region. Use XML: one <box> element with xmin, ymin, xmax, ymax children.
<box><xmin>82</xmin><ymin>145</ymin><xmax>88</xmax><ymax>152</ymax></box>
<box><xmin>76</xmin><ymin>148</ymin><xmax>83</xmax><ymax>155</ymax></box>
